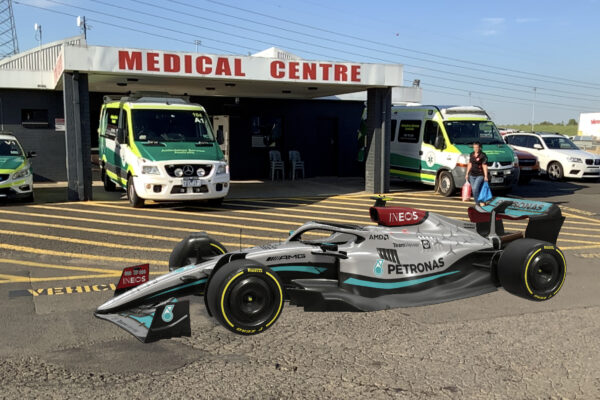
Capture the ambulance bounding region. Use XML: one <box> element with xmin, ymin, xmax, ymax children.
<box><xmin>0</xmin><ymin>133</ymin><xmax>35</xmax><ymax>202</ymax></box>
<box><xmin>389</xmin><ymin>105</ymin><xmax>518</xmax><ymax>196</ymax></box>
<box><xmin>98</xmin><ymin>93</ymin><xmax>229</xmax><ymax>207</ymax></box>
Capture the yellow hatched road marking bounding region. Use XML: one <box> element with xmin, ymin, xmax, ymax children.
<box><xmin>0</xmin><ymin>228</ymin><xmax>248</xmax><ymax>250</ymax></box>
<box><xmin>0</xmin><ymin>218</ymin><xmax>181</xmax><ymax>242</ymax></box>
<box><xmin>0</xmin><ymin>273</ymin><xmax>118</xmax><ymax>283</ymax></box>
<box><xmin>0</xmin><ymin>258</ymin><xmax>119</xmax><ymax>274</ymax></box>
<box><xmin>560</xmin><ymin>244</ymin><xmax>600</xmax><ymax>250</ymax></box>
<box><xmin>0</xmin><ymin>243</ymin><xmax>169</xmax><ymax>266</ymax></box>
<box><xmin>0</xmin><ymin>208</ymin><xmax>275</xmax><ymax>241</ymax></box>
<box><xmin>80</xmin><ymin>202</ymin><xmax>371</xmax><ymax>228</ymax></box>
<box><xmin>0</xmin><ymin>230</ymin><xmax>173</xmax><ymax>253</ymax></box>
<box><xmin>30</xmin><ymin>204</ymin><xmax>290</xmax><ymax>235</ymax></box>
<box><xmin>245</xmin><ymin>196</ymin><xmax>600</xmax><ymax>231</ymax></box>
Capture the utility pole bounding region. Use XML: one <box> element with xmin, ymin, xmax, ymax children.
<box><xmin>194</xmin><ymin>40</ymin><xmax>201</xmax><ymax>52</ymax></box>
<box><xmin>0</xmin><ymin>0</ymin><xmax>19</xmax><ymax>58</ymax></box>
<box><xmin>531</xmin><ymin>87</ymin><xmax>537</xmax><ymax>132</ymax></box>
<box><xmin>77</xmin><ymin>16</ymin><xmax>89</xmax><ymax>40</ymax></box>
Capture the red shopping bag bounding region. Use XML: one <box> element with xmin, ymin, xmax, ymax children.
<box><xmin>461</xmin><ymin>181</ymin><xmax>471</xmax><ymax>202</ymax></box>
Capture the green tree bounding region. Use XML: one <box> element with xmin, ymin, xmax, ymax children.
<box><xmin>567</xmin><ymin>118</ymin><xmax>578</xmax><ymax>126</ymax></box>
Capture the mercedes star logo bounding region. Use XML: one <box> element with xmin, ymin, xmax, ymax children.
<box><xmin>183</xmin><ymin>165</ymin><xmax>194</xmax><ymax>176</ymax></box>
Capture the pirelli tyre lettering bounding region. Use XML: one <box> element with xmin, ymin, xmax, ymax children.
<box><xmin>206</xmin><ymin>260</ymin><xmax>284</xmax><ymax>335</ymax></box>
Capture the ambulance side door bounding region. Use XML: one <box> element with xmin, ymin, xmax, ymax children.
<box><xmin>421</xmin><ymin>120</ymin><xmax>444</xmax><ymax>176</ymax></box>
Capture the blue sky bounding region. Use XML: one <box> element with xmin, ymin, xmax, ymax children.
<box><xmin>10</xmin><ymin>0</ymin><xmax>600</xmax><ymax>124</ymax></box>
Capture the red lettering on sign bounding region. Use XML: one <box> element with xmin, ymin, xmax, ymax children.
<box><xmin>215</xmin><ymin>57</ymin><xmax>232</xmax><ymax>76</ymax></box>
<box><xmin>591</xmin><ymin>120</ymin><xmax>600</xmax><ymax>124</ymax></box>
<box><xmin>184</xmin><ymin>55</ymin><xmax>192</xmax><ymax>73</ymax></box>
<box><xmin>319</xmin><ymin>63</ymin><xmax>332</xmax><ymax>80</ymax></box>
<box><xmin>350</xmin><ymin>65</ymin><xmax>361</xmax><ymax>82</ymax></box>
<box><xmin>270</xmin><ymin>61</ymin><xmax>285</xmax><ymax>78</ymax></box>
<box><xmin>289</xmin><ymin>61</ymin><xmax>300</xmax><ymax>79</ymax></box>
<box><xmin>164</xmin><ymin>53</ymin><xmax>180</xmax><ymax>73</ymax></box>
<box><xmin>302</xmin><ymin>62</ymin><xmax>316</xmax><ymax>80</ymax></box>
<box><xmin>146</xmin><ymin>52</ymin><xmax>160</xmax><ymax>72</ymax></box>
<box><xmin>196</xmin><ymin>56</ymin><xmax>212</xmax><ymax>74</ymax></box>
<box><xmin>234</xmin><ymin>58</ymin><xmax>245</xmax><ymax>77</ymax></box>
<box><xmin>334</xmin><ymin>64</ymin><xmax>348</xmax><ymax>81</ymax></box>
<box><xmin>118</xmin><ymin>50</ymin><xmax>142</xmax><ymax>71</ymax></box>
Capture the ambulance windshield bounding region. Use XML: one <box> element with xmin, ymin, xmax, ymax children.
<box><xmin>443</xmin><ymin>121</ymin><xmax>504</xmax><ymax>145</ymax></box>
<box><xmin>0</xmin><ymin>140</ymin><xmax>23</xmax><ymax>157</ymax></box>
<box><xmin>132</xmin><ymin>110</ymin><xmax>216</xmax><ymax>143</ymax></box>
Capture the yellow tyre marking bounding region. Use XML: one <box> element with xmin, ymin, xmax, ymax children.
<box><xmin>210</xmin><ymin>243</ymin><xmax>226</xmax><ymax>254</ymax></box>
<box><xmin>0</xmin><ymin>243</ymin><xmax>168</xmax><ymax>266</ymax></box>
<box><xmin>524</xmin><ymin>248</ymin><xmax>542</xmax><ymax>295</ymax></box>
<box><xmin>220</xmin><ymin>271</ymin><xmax>245</xmax><ymax>328</ymax></box>
<box><xmin>265</xmin><ymin>271</ymin><xmax>283</xmax><ymax>328</ymax></box>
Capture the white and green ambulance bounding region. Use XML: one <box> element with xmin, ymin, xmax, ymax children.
<box><xmin>0</xmin><ymin>133</ymin><xmax>35</xmax><ymax>202</ymax></box>
<box><xmin>389</xmin><ymin>105</ymin><xmax>519</xmax><ymax>196</ymax></box>
<box><xmin>98</xmin><ymin>94</ymin><xmax>229</xmax><ymax>207</ymax></box>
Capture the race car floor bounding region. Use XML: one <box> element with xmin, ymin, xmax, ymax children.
<box><xmin>0</xmin><ymin>177</ymin><xmax>599</xmax><ymax>399</ymax></box>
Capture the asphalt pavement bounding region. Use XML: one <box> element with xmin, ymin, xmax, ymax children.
<box><xmin>1</xmin><ymin>177</ymin><xmax>599</xmax><ymax>399</ymax></box>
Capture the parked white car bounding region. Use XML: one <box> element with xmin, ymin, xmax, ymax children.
<box><xmin>504</xmin><ymin>132</ymin><xmax>600</xmax><ymax>180</ymax></box>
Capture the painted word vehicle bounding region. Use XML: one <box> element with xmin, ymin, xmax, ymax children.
<box><xmin>117</xmin><ymin>50</ymin><xmax>361</xmax><ymax>82</ymax></box>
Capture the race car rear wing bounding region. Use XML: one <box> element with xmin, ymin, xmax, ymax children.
<box><xmin>468</xmin><ymin>197</ymin><xmax>565</xmax><ymax>245</ymax></box>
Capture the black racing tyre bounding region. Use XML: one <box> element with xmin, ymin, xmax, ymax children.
<box><xmin>437</xmin><ymin>170</ymin><xmax>455</xmax><ymax>197</ymax></box>
<box><xmin>168</xmin><ymin>232</ymin><xmax>228</xmax><ymax>271</ymax></box>
<box><xmin>206</xmin><ymin>260</ymin><xmax>284</xmax><ymax>335</ymax></box>
<box><xmin>547</xmin><ymin>162</ymin><xmax>563</xmax><ymax>181</ymax></box>
<box><xmin>127</xmin><ymin>176</ymin><xmax>145</xmax><ymax>208</ymax></box>
<box><xmin>497</xmin><ymin>238</ymin><xmax>566</xmax><ymax>301</ymax></box>
<box><xmin>101</xmin><ymin>166</ymin><xmax>117</xmax><ymax>192</ymax></box>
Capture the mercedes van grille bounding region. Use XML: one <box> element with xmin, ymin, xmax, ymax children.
<box><xmin>164</xmin><ymin>164</ymin><xmax>213</xmax><ymax>177</ymax></box>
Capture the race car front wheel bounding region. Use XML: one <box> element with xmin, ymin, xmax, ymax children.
<box><xmin>206</xmin><ymin>260</ymin><xmax>284</xmax><ymax>335</ymax></box>
<box><xmin>168</xmin><ymin>232</ymin><xmax>228</xmax><ymax>271</ymax></box>
<box><xmin>497</xmin><ymin>238</ymin><xmax>566</xmax><ymax>301</ymax></box>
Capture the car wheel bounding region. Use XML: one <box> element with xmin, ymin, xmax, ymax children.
<box><xmin>101</xmin><ymin>167</ymin><xmax>117</xmax><ymax>192</ymax></box>
<box><xmin>20</xmin><ymin>192</ymin><xmax>34</xmax><ymax>203</ymax></box>
<box><xmin>169</xmin><ymin>232</ymin><xmax>228</xmax><ymax>271</ymax></box>
<box><xmin>437</xmin><ymin>170</ymin><xmax>455</xmax><ymax>197</ymax></box>
<box><xmin>207</xmin><ymin>197</ymin><xmax>224</xmax><ymax>207</ymax></box>
<box><xmin>518</xmin><ymin>176</ymin><xmax>532</xmax><ymax>185</ymax></box>
<box><xmin>206</xmin><ymin>259</ymin><xmax>284</xmax><ymax>335</ymax></box>
<box><xmin>127</xmin><ymin>176</ymin><xmax>145</xmax><ymax>208</ymax></box>
<box><xmin>547</xmin><ymin>162</ymin><xmax>563</xmax><ymax>181</ymax></box>
<box><xmin>497</xmin><ymin>238</ymin><xmax>566</xmax><ymax>301</ymax></box>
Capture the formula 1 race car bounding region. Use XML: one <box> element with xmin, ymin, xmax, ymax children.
<box><xmin>95</xmin><ymin>196</ymin><xmax>567</xmax><ymax>342</ymax></box>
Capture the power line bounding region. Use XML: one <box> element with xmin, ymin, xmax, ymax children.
<box><xmin>144</xmin><ymin>0</ymin><xmax>600</xmax><ymax>100</ymax></box>
<box><xmin>21</xmin><ymin>0</ymin><xmax>261</xmax><ymax>54</ymax></box>
<box><xmin>201</xmin><ymin>0</ymin><xmax>600</xmax><ymax>89</ymax></box>
<box><xmin>412</xmin><ymin>80</ymin><xmax>596</xmax><ymax>112</ymax></box>
<box><xmin>403</xmin><ymin>70</ymin><xmax>600</xmax><ymax>103</ymax></box>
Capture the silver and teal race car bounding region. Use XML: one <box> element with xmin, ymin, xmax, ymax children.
<box><xmin>95</xmin><ymin>196</ymin><xmax>567</xmax><ymax>342</ymax></box>
<box><xmin>0</xmin><ymin>133</ymin><xmax>35</xmax><ymax>202</ymax></box>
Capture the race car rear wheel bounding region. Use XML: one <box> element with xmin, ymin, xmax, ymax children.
<box><xmin>168</xmin><ymin>232</ymin><xmax>228</xmax><ymax>271</ymax></box>
<box><xmin>497</xmin><ymin>238</ymin><xmax>566</xmax><ymax>301</ymax></box>
<box><xmin>206</xmin><ymin>260</ymin><xmax>284</xmax><ymax>335</ymax></box>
